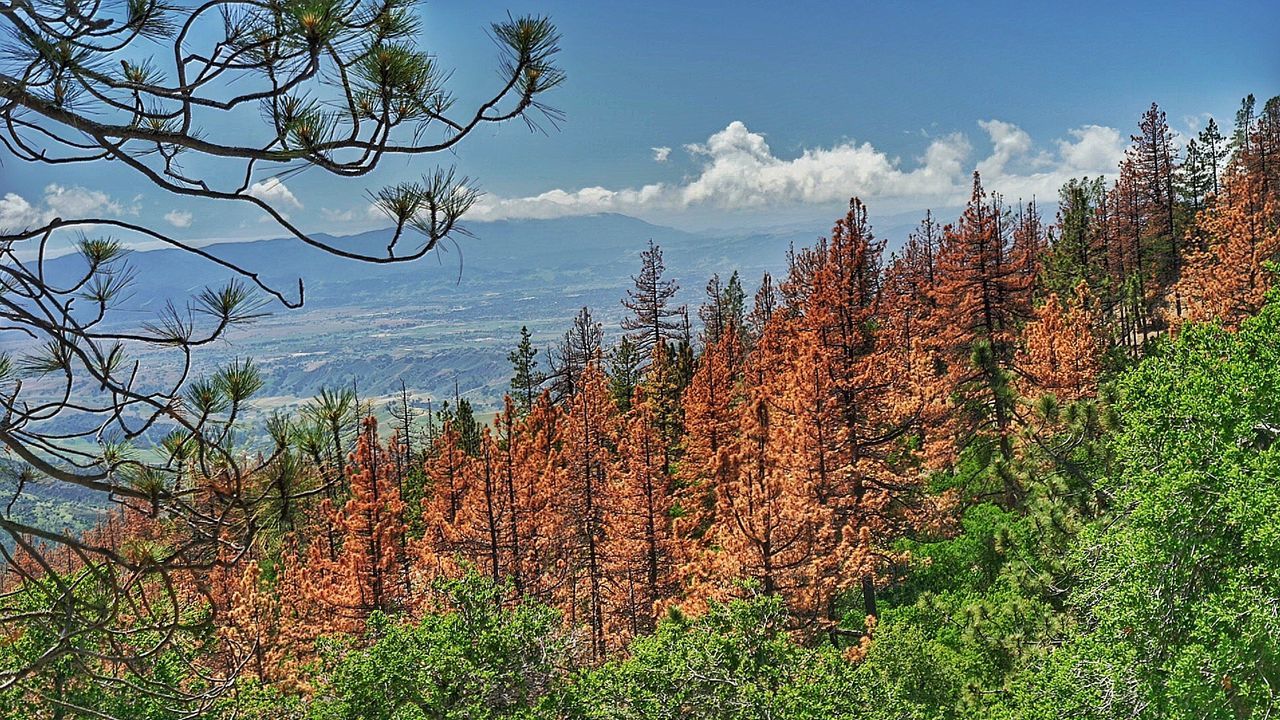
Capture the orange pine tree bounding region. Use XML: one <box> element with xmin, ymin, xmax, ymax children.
<box><xmin>798</xmin><ymin>198</ymin><xmax>888</xmax><ymax>495</ymax></box>
<box><xmin>883</xmin><ymin>211</ymin><xmax>940</xmax><ymax>353</ymax></box>
<box><xmin>882</xmin><ymin>214</ymin><xmax>953</xmax><ymax>469</ymax></box>
<box><xmin>412</xmin><ymin>419</ymin><xmax>475</xmax><ymax>587</ymax></box>
<box><xmin>272</xmin><ymin>535</ymin><xmax>330</xmax><ymax>688</ymax></box>
<box><xmin>700</xmin><ymin>316</ymin><xmax>839</xmax><ymax>633</ymax></box>
<box><xmin>553</xmin><ymin>361</ymin><xmax>618</xmax><ymax>660</ymax></box>
<box><xmin>784</xmin><ymin>198</ymin><xmax>935</xmax><ymax>623</ymax></box>
<box><xmin>510</xmin><ymin>391</ymin><xmax>575</xmax><ymax>606</ymax></box>
<box><xmin>672</xmin><ymin>325</ymin><xmax>743</xmax><ymax>595</ymax></box>
<box><xmin>932</xmin><ymin>173</ymin><xmax>1035</xmax><ymax>477</ymax></box>
<box><xmin>492</xmin><ymin>397</ymin><xmax>528</xmax><ymax>596</ymax></box>
<box><xmin>455</xmin><ymin>427</ymin><xmax>513</xmax><ymax>589</ymax></box>
<box><xmin>216</xmin><ymin>559</ymin><xmax>286</xmax><ymax>683</ymax></box>
<box><xmin>302</xmin><ymin>418</ymin><xmax>410</xmax><ymax>632</ymax></box>
<box><xmin>1018</xmin><ymin>283</ymin><xmax>1103</xmax><ymax>402</ymax></box>
<box><xmin>602</xmin><ymin>381</ymin><xmax>676</xmax><ymax>644</ymax></box>
<box><xmin>1174</xmin><ymin>171</ymin><xmax>1280</xmax><ymax>330</ymax></box>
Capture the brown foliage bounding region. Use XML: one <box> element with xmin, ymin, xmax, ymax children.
<box><xmin>1018</xmin><ymin>284</ymin><xmax>1103</xmax><ymax>402</ymax></box>
<box><xmin>300</xmin><ymin>419</ymin><xmax>410</xmax><ymax>633</ymax></box>
<box><xmin>1175</xmin><ymin>172</ymin><xmax>1280</xmax><ymax>330</ymax></box>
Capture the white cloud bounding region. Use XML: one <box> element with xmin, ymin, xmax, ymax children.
<box><xmin>0</xmin><ymin>192</ymin><xmax>41</xmax><ymax>229</ymax></box>
<box><xmin>1183</xmin><ymin>112</ymin><xmax>1213</xmax><ymax>135</ymax></box>
<box><xmin>675</xmin><ymin>121</ymin><xmax>966</xmax><ymax>208</ymax></box>
<box><xmin>322</xmin><ymin>207</ymin><xmax>357</xmax><ymax>222</ymax></box>
<box><xmin>246</xmin><ymin>177</ymin><xmax>302</xmax><ymax>209</ymax></box>
<box><xmin>0</xmin><ymin>184</ymin><xmax>138</xmax><ymax>230</ymax></box>
<box><xmin>164</xmin><ymin>209</ymin><xmax>193</xmax><ymax>228</ymax></box>
<box><xmin>651</xmin><ymin>146</ymin><xmax>671</xmax><ymax>163</ymax></box>
<box><xmin>469</xmin><ymin>118</ymin><xmax>1130</xmax><ymax>222</ymax></box>
<box><xmin>1056</xmin><ymin>125</ymin><xmax>1127</xmax><ymax>174</ymax></box>
<box><xmin>469</xmin><ymin>184</ymin><xmax>670</xmax><ymax>221</ymax></box>
<box><xmin>44</xmin><ymin>184</ymin><xmax>132</xmax><ymax>218</ymax></box>
<box><xmin>976</xmin><ymin>119</ymin><xmax>1037</xmax><ymax>178</ymax></box>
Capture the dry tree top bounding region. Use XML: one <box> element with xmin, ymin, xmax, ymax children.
<box><xmin>0</xmin><ymin>0</ymin><xmax>562</xmax><ymax>709</ymax></box>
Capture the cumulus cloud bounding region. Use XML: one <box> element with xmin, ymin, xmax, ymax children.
<box><xmin>46</xmin><ymin>184</ymin><xmax>132</xmax><ymax>218</ymax></box>
<box><xmin>976</xmin><ymin>119</ymin><xmax>1040</xmax><ymax>178</ymax></box>
<box><xmin>677</xmin><ymin>121</ymin><xmax>971</xmax><ymax>208</ymax></box>
<box><xmin>468</xmin><ymin>184</ymin><xmax>670</xmax><ymax>221</ymax></box>
<box><xmin>164</xmin><ymin>209</ymin><xmax>193</xmax><ymax>228</ymax></box>
<box><xmin>0</xmin><ymin>184</ymin><xmax>137</xmax><ymax>230</ymax></box>
<box><xmin>246</xmin><ymin>177</ymin><xmax>302</xmax><ymax>208</ymax></box>
<box><xmin>1183</xmin><ymin>112</ymin><xmax>1213</xmax><ymax>135</ymax></box>
<box><xmin>469</xmin><ymin>118</ymin><xmax>1129</xmax><ymax>222</ymax></box>
<box><xmin>1055</xmin><ymin>125</ymin><xmax>1127</xmax><ymax>174</ymax></box>
<box><xmin>651</xmin><ymin>146</ymin><xmax>671</xmax><ymax>163</ymax></box>
<box><xmin>0</xmin><ymin>193</ymin><xmax>41</xmax><ymax>229</ymax></box>
<box><xmin>321</xmin><ymin>207</ymin><xmax>357</xmax><ymax>222</ymax></box>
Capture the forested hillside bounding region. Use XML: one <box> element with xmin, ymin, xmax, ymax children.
<box><xmin>3</xmin><ymin>95</ymin><xmax>1279</xmax><ymax>719</ymax></box>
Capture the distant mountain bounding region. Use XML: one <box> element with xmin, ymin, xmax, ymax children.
<box><xmin>43</xmin><ymin>213</ymin><xmax>804</xmax><ymax>310</ymax></box>
<box><xmin>32</xmin><ymin>214</ymin><xmax>816</xmax><ymax>413</ymax></box>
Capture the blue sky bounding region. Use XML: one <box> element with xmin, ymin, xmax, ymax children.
<box><xmin>2</xmin><ymin>0</ymin><xmax>1277</xmax><ymax>242</ymax></box>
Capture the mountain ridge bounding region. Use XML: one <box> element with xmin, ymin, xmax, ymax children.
<box><xmin>25</xmin><ymin>213</ymin><xmax>811</xmax><ymax>413</ymax></box>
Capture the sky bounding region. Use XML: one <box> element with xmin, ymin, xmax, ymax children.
<box><xmin>2</xmin><ymin>0</ymin><xmax>1278</xmax><ymax>244</ymax></box>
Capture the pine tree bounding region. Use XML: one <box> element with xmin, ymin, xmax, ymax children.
<box><xmin>883</xmin><ymin>211</ymin><xmax>940</xmax><ymax>353</ymax></box>
<box><xmin>699</xmin><ymin>271</ymin><xmax>746</xmax><ymax>346</ymax></box>
<box><xmin>1012</xmin><ymin>200</ymin><xmax>1047</xmax><ymax>291</ymax></box>
<box><xmin>1179</xmin><ymin>138</ymin><xmax>1212</xmax><ymax>218</ymax></box>
<box><xmin>1233</xmin><ymin>94</ymin><xmax>1280</xmax><ymax>204</ymax></box>
<box><xmin>671</xmin><ymin>306</ymin><xmax>697</xmax><ymax>391</ymax></box>
<box><xmin>1174</xmin><ymin>171</ymin><xmax>1280</xmax><ymax>330</ymax></box>
<box><xmin>554</xmin><ymin>362</ymin><xmax>619</xmax><ymax>660</ymax></box>
<box><xmin>274</xmin><ymin>535</ymin><xmax>330</xmax><ymax>686</ymax></box>
<box><xmin>493</xmin><ymin>397</ymin><xmax>526</xmax><ymax>595</ymax></box>
<box><xmin>1104</xmin><ymin>164</ymin><xmax>1156</xmax><ymax>355</ymax></box>
<box><xmin>387</xmin><ymin>380</ymin><xmax>420</xmax><ymax>489</ymax></box>
<box><xmin>1259</xmin><ymin>97</ymin><xmax>1280</xmax><ymax>198</ymax></box>
<box><xmin>1179</xmin><ymin>120</ymin><xmax>1232</xmax><ymax>253</ymax></box>
<box><xmin>513</xmin><ymin>391</ymin><xmax>573</xmax><ymax>606</ymax></box>
<box><xmin>306</xmin><ymin>386</ymin><xmax>357</xmax><ymax>496</ymax></box>
<box><xmin>709</xmin><ymin>332</ymin><xmax>839</xmax><ymax>633</ymax></box>
<box><xmin>548</xmin><ymin>306</ymin><xmax>604</xmax><ymax>400</ymax></box>
<box><xmin>777</xmin><ymin>198</ymin><xmax>936</xmax><ymax>623</ymax></box>
<box><xmin>792</xmin><ymin>198</ymin><xmax>884</xmax><ymax>498</ymax></box>
<box><xmin>723</xmin><ymin>272</ymin><xmax>746</xmax><ymax>332</ymax></box>
<box><xmin>1018</xmin><ymin>284</ymin><xmax>1103</xmax><ymax>402</ymax></box>
<box><xmin>676</xmin><ymin>327</ymin><xmax>743</xmax><ymax>544</ymax></box>
<box><xmin>1044</xmin><ymin>178</ymin><xmax>1107</xmax><ymax>297</ymax></box>
<box><xmin>1097</xmin><ymin>105</ymin><xmax>1181</xmax><ymax>324</ymax></box>
<box><xmin>217</xmin><ymin>559</ymin><xmax>285</xmax><ymax>683</ymax></box>
<box><xmin>882</xmin><ymin>213</ymin><xmax>952</xmax><ymax>469</ymax></box>
<box><xmin>415</xmin><ymin>418</ymin><xmax>475</xmax><ymax>585</ymax></box>
<box><xmin>461</xmin><ymin>428</ymin><xmax>511</xmax><ymax>588</ymax></box>
<box><xmin>622</xmin><ymin>240</ymin><xmax>684</xmax><ymax>358</ymax></box>
<box><xmin>1198</xmin><ymin>118</ymin><xmax>1230</xmax><ymax>199</ymax></box>
<box><xmin>645</xmin><ymin>341</ymin><xmax>685</xmax><ymax>475</ymax></box>
<box><xmin>772</xmin><ymin>337</ymin><xmax>846</xmax><ymax>615</ymax></box>
<box><xmin>304</xmin><ymin>418</ymin><xmax>410</xmax><ymax>630</ymax></box>
<box><xmin>508</xmin><ymin>326</ymin><xmax>544</xmax><ymax>415</ymax></box>
<box><xmin>602</xmin><ymin>381</ymin><xmax>676</xmax><ymax>644</ymax></box>
<box><xmin>745</xmin><ymin>272</ymin><xmax>778</xmax><ymax>343</ymax></box>
<box><xmin>454</xmin><ymin>396</ymin><xmax>483</xmax><ymax>457</ymax></box>
<box><xmin>1130</xmin><ymin>103</ymin><xmax>1180</xmax><ymax>244</ymax></box>
<box><xmin>607</xmin><ymin>336</ymin><xmax>644</xmax><ymax>411</ymax></box>
<box><xmin>933</xmin><ymin>173</ymin><xmax>1034</xmax><ymax>481</ymax></box>
<box><xmin>805</xmin><ymin>199</ymin><xmax>925</xmax><ymax>620</ymax></box>
<box><xmin>1233</xmin><ymin>94</ymin><xmax>1258</xmax><ymax>160</ymax></box>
